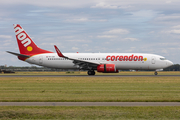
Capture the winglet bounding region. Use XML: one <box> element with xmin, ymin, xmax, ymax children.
<box><xmin>54</xmin><ymin>45</ymin><xmax>66</xmax><ymax>58</ymax></box>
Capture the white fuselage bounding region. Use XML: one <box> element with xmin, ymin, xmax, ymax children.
<box><xmin>25</xmin><ymin>53</ymin><xmax>173</xmax><ymax>70</ymax></box>
<box><xmin>11</xmin><ymin>24</ymin><xmax>174</xmax><ymax>74</ymax></box>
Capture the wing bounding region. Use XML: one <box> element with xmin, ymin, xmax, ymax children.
<box><xmin>54</xmin><ymin>45</ymin><xmax>100</xmax><ymax>70</ymax></box>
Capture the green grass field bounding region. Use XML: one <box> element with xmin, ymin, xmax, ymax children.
<box><xmin>0</xmin><ymin>76</ymin><xmax>180</xmax><ymax>102</ymax></box>
<box><xmin>1</xmin><ymin>72</ymin><xmax>180</xmax><ymax>119</ymax></box>
<box><xmin>0</xmin><ymin>106</ymin><xmax>180</xmax><ymax>120</ymax></box>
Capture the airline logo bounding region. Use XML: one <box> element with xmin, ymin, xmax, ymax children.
<box><xmin>14</xmin><ymin>24</ymin><xmax>32</xmax><ymax>52</ymax></box>
<box><xmin>106</xmin><ymin>55</ymin><xmax>147</xmax><ymax>61</ymax></box>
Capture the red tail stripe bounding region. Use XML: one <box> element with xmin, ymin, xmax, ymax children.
<box><xmin>14</xmin><ymin>24</ymin><xmax>53</xmax><ymax>55</ymax></box>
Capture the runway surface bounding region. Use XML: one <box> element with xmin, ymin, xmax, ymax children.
<box><xmin>0</xmin><ymin>75</ymin><xmax>180</xmax><ymax>77</ymax></box>
<box><xmin>0</xmin><ymin>102</ymin><xmax>180</xmax><ymax>106</ymax></box>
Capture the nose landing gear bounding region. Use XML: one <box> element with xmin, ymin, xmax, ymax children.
<box><xmin>154</xmin><ymin>71</ymin><xmax>158</xmax><ymax>75</ymax></box>
<box><xmin>87</xmin><ymin>70</ymin><xmax>95</xmax><ymax>75</ymax></box>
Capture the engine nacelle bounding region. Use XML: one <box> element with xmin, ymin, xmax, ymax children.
<box><xmin>97</xmin><ymin>64</ymin><xmax>119</xmax><ymax>73</ymax></box>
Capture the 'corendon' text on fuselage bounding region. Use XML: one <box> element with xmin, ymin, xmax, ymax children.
<box><xmin>106</xmin><ymin>55</ymin><xmax>144</xmax><ymax>61</ymax></box>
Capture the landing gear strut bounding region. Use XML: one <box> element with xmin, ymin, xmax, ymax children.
<box><xmin>154</xmin><ymin>71</ymin><xmax>158</xmax><ymax>75</ymax></box>
<box><xmin>87</xmin><ymin>70</ymin><xmax>95</xmax><ymax>75</ymax></box>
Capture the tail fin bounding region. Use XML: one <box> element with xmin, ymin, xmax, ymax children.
<box><xmin>13</xmin><ymin>24</ymin><xmax>53</xmax><ymax>55</ymax></box>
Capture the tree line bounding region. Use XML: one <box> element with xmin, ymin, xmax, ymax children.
<box><xmin>0</xmin><ymin>64</ymin><xmax>179</xmax><ymax>72</ymax></box>
<box><xmin>163</xmin><ymin>64</ymin><xmax>180</xmax><ymax>71</ymax></box>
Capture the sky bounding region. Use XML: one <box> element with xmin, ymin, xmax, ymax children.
<box><xmin>0</xmin><ymin>0</ymin><xmax>180</xmax><ymax>66</ymax></box>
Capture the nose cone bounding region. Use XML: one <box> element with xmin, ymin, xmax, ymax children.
<box><xmin>167</xmin><ymin>60</ymin><xmax>173</xmax><ymax>67</ymax></box>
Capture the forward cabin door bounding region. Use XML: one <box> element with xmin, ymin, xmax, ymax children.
<box><xmin>151</xmin><ymin>56</ymin><xmax>156</xmax><ymax>64</ymax></box>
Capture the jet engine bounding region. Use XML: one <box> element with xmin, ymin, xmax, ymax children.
<box><xmin>97</xmin><ymin>64</ymin><xmax>118</xmax><ymax>73</ymax></box>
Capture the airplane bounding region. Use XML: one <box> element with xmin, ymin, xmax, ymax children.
<box><xmin>7</xmin><ymin>24</ymin><xmax>173</xmax><ymax>75</ymax></box>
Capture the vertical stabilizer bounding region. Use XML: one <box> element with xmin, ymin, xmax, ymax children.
<box><xmin>13</xmin><ymin>24</ymin><xmax>53</xmax><ymax>55</ymax></box>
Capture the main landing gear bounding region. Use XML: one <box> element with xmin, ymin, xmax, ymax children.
<box><xmin>154</xmin><ymin>71</ymin><xmax>158</xmax><ymax>75</ymax></box>
<box><xmin>87</xmin><ymin>70</ymin><xmax>95</xmax><ymax>75</ymax></box>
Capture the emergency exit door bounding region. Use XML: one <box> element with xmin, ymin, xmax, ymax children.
<box><xmin>39</xmin><ymin>56</ymin><xmax>43</xmax><ymax>65</ymax></box>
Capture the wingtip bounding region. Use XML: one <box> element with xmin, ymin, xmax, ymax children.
<box><xmin>6</xmin><ymin>51</ymin><xmax>12</xmax><ymax>53</ymax></box>
<box><xmin>54</xmin><ymin>45</ymin><xmax>58</xmax><ymax>50</ymax></box>
<box><xmin>54</xmin><ymin>45</ymin><xmax>65</xmax><ymax>58</ymax></box>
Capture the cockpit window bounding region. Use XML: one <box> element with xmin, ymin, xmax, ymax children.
<box><xmin>160</xmin><ymin>58</ymin><xmax>166</xmax><ymax>60</ymax></box>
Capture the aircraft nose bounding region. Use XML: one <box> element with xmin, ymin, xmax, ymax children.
<box><xmin>167</xmin><ymin>60</ymin><xmax>173</xmax><ymax>67</ymax></box>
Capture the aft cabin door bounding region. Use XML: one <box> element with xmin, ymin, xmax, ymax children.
<box><xmin>39</xmin><ymin>56</ymin><xmax>43</xmax><ymax>65</ymax></box>
<box><xmin>151</xmin><ymin>56</ymin><xmax>156</xmax><ymax>64</ymax></box>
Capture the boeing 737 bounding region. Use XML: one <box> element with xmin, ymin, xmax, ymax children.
<box><xmin>7</xmin><ymin>24</ymin><xmax>173</xmax><ymax>75</ymax></box>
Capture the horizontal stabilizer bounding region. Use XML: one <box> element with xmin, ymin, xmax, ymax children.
<box><xmin>6</xmin><ymin>51</ymin><xmax>30</xmax><ymax>58</ymax></box>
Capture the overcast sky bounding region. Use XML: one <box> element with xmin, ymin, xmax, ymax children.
<box><xmin>0</xmin><ymin>0</ymin><xmax>180</xmax><ymax>66</ymax></box>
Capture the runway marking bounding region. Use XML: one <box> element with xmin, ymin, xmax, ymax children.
<box><xmin>0</xmin><ymin>102</ymin><xmax>180</xmax><ymax>106</ymax></box>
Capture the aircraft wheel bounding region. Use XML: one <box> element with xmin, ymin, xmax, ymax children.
<box><xmin>92</xmin><ymin>71</ymin><xmax>95</xmax><ymax>75</ymax></box>
<box><xmin>87</xmin><ymin>70</ymin><xmax>95</xmax><ymax>75</ymax></box>
<box><xmin>87</xmin><ymin>71</ymin><xmax>92</xmax><ymax>75</ymax></box>
<box><xmin>154</xmin><ymin>71</ymin><xmax>158</xmax><ymax>75</ymax></box>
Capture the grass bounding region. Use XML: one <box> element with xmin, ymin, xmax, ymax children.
<box><xmin>0</xmin><ymin>106</ymin><xmax>180</xmax><ymax>120</ymax></box>
<box><xmin>0</xmin><ymin>76</ymin><xmax>180</xmax><ymax>102</ymax></box>
<box><xmin>1</xmin><ymin>73</ymin><xmax>180</xmax><ymax>119</ymax></box>
<box><xmin>0</xmin><ymin>71</ymin><xmax>180</xmax><ymax>75</ymax></box>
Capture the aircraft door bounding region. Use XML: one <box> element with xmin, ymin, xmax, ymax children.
<box><xmin>39</xmin><ymin>56</ymin><xmax>43</xmax><ymax>65</ymax></box>
<box><xmin>151</xmin><ymin>56</ymin><xmax>156</xmax><ymax>64</ymax></box>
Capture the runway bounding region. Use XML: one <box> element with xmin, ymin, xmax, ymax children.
<box><xmin>0</xmin><ymin>102</ymin><xmax>180</xmax><ymax>106</ymax></box>
<box><xmin>0</xmin><ymin>75</ymin><xmax>180</xmax><ymax>77</ymax></box>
